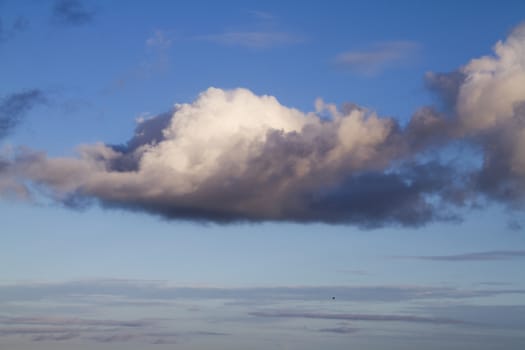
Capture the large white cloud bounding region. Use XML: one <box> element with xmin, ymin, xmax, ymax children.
<box><xmin>3</xmin><ymin>23</ymin><xmax>525</xmax><ymax>225</ymax></box>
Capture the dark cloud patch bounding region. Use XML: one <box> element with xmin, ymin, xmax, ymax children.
<box><xmin>472</xmin><ymin>108</ymin><xmax>525</xmax><ymax>206</ymax></box>
<box><xmin>415</xmin><ymin>304</ymin><xmax>525</xmax><ymax>330</ymax></box>
<box><xmin>318</xmin><ymin>326</ymin><xmax>359</xmax><ymax>334</ymax></box>
<box><xmin>52</xmin><ymin>0</ymin><xmax>96</xmax><ymax>26</ymax></box>
<box><xmin>31</xmin><ymin>332</ymin><xmax>79</xmax><ymax>342</ymax></box>
<box><xmin>0</xmin><ymin>89</ymin><xmax>47</xmax><ymax>139</ymax></box>
<box><xmin>89</xmin><ymin>333</ymin><xmax>137</xmax><ymax>343</ymax></box>
<box><xmin>304</xmin><ymin>161</ymin><xmax>467</xmax><ymax>227</ymax></box>
<box><xmin>109</xmin><ymin>111</ymin><xmax>172</xmax><ymax>172</ymax></box>
<box><xmin>425</xmin><ymin>71</ymin><xmax>466</xmax><ymax>112</ymax></box>
<box><xmin>408</xmin><ymin>250</ymin><xmax>525</xmax><ymax>261</ymax></box>
<box><xmin>507</xmin><ymin>219</ymin><xmax>522</xmax><ymax>231</ymax></box>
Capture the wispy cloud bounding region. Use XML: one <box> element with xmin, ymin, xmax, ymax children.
<box><xmin>248</xmin><ymin>10</ymin><xmax>276</xmax><ymax>21</ymax></box>
<box><xmin>407</xmin><ymin>250</ymin><xmax>525</xmax><ymax>261</ymax></box>
<box><xmin>318</xmin><ymin>325</ymin><xmax>359</xmax><ymax>334</ymax></box>
<box><xmin>335</xmin><ymin>41</ymin><xmax>419</xmax><ymax>75</ymax></box>
<box><xmin>0</xmin><ymin>89</ymin><xmax>47</xmax><ymax>139</ymax></box>
<box><xmin>197</xmin><ymin>31</ymin><xmax>303</xmax><ymax>49</ymax></box>
<box><xmin>0</xmin><ymin>316</ymin><xmax>153</xmax><ymax>328</ymax></box>
<box><xmin>52</xmin><ymin>0</ymin><xmax>96</xmax><ymax>26</ymax></box>
<box><xmin>2</xmin><ymin>279</ymin><xmax>523</xmax><ymax>306</ymax></box>
<box><xmin>109</xmin><ymin>30</ymin><xmax>173</xmax><ymax>91</ymax></box>
<box><xmin>250</xmin><ymin>310</ymin><xmax>466</xmax><ymax>325</ymax></box>
<box><xmin>0</xmin><ymin>315</ymin><xmax>225</xmax><ymax>344</ymax></box>
<box><xmin>0</xmin><ymin>16</ymin><xmax>28</xmax><ymax>42</ymax></box>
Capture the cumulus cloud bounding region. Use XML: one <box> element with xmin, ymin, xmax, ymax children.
<box><xmin>3</xmin><ymin>23</ymin><xmax>525</xmax><ymax>226</ymax></box>
<box><xmin>2</xmin><ymin>88</ymin><xmax>463</xmax><ymax>225</ymax></box>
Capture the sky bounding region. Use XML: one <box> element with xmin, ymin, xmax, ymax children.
<box><xmin>1</xmin><ymin>0</ymin><xmax>525</xmax><ymax>349</ymax></box>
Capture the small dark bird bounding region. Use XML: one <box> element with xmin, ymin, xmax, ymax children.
<box><xmin>332</xmin><ymin>297</ymin><xmax>336</xmax><ymax>300</ymax></box>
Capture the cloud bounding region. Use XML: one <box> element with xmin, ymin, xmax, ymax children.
<box><xmin>0</xmin><ymin>315</ymin><xmax>223</xmax><ymax>344</ymax></box>
<box><xmin>407</xmin><ymin>250</ymin><xmax>525</xmax><ymax>261</ymax></box>
<box><xmin>3</xmin><ymin>23</ymin><xmax>525</xmax><ymax>226</ymax></box>
<box><xmin>318</xmin><ymin>325</ymin><xmax>359</xmax><ymax>334</ymax></box>
<box><xmin>248</xmin><ymin>10</ymin><xmax>276</xmax><ymax>21</ymax></box>
<box><xmin>249</xmin><ymin>310</ymin><xmax>465</xmax><ymax>325</ymax></box>
<box><xmin>109</xmin><ymin>30</ymin><xmax>173</xmax><ymax>90</ymax></box>
<box><xmin>1</xmin><ymin>279</ymin><xmax>523</xmax><ymax>305</ymax></box>
<box><xmin>198</xmin><ymin>31</ymin><xmax>303</xmax><ymax>49</ymax></box>
<box><xmin>0</xmin><ymin>316</ymin><xmax>153</xmax><ymax>328</ymax></box>
<box><xmin>335</xmin><ymin>41</ymin><xmax>419</xmax><ymax>75</ymax></box>
<box><xmin>52</xmin><ymin>0</ymin><xmax>96</xmax><ymax>26</ymax></box>
<box><xmin>0</xmin><ymin>89</ymin><xmax>466</xmax><ymax>226</ymax></box>
<box><xmin>0</xmin><ymin>316</ymin><xmax>154</xmax><ymax>344</ymax></box>
<box><xmin>146</xmin><ymin>30</ymin><xmax>173</xmax><ymax>50</ymax></box>
<box><xmin>0</xmin><ymin>16</ymin><xmax>29</xmax><ymax>42</ymax></box>
<box><xmin>0</xmin><ymin>89</ymin><xmax>47</xmax><ymax>139</ymax></box>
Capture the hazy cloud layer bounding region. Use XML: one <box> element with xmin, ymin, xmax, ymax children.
<box><xmin>52</xmin><ymin>0</ymin><xmax>96</xmax><ymax>26</ymax></box>
<box><xmin>1</xmin><ymin>279</ymin><xmax>523</xmax><ymax>344</ymax></box>
<box><xmin>2</xmin><ymin>24</ymin><xmax>525</xmax><ymax>226</ymax></box>
<box><xmin>250</xmin><ymin>310</ymin><xmax>465</xmax><ymax>325</ymax></box>
<box><xmin>0</xmin><ymin>314</ymin><xmax>225</xmax><ymax>345</ymax></box>
<box><xmin>1</xmin><ymin>279</ymin><xmax>523</xmax><ymax>305</ymax></box>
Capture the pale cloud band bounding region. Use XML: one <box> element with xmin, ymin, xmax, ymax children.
<box><xmin>335</xmin><ymin>41</ymin><xmax>420</xmax><ymax>75</ymax></box>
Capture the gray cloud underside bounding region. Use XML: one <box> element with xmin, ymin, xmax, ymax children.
<box><xmin>410</xmin><ymin>250</ymin><xmax>525</xmax><ymax>261</ymax></box>
<box><xmin>3</xmin><ymin>23</ymin><xmax>525</xmax><ymax>226</ymax></box>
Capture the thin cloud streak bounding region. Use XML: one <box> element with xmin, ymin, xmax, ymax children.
<box><xmin>250</xmin><ymin>310</ymin><xmax>466</xmax><ymax>325</ymax></box>
<box><xmin>408</xmin><ymin>250</ymin><xmax>525</xmax><ymax>261</ymax></box>
<box><xmin>197</xmin><ymin>31</ymin><xmax>303</xmax><ymax>49</ymax></box>
<box><xmin>335</xmin><ymin>41</ymin><xmax>419</xmax><ymax>75</ymax></box>
<box><xmin>318</xmin><ymin>326</ymin><xmax>359</xmax><ymax>334</ymax></box>
<box><xmin>0</xmin><ymin>316</ymin><xmax>226</xmax><ymax>344</ymax></box>
<box><xmin>1</xmin><ymin>279</ymin><xmax>524</xmax><ymax>305</ymax></box>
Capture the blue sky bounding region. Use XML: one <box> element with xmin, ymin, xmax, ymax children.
<box><xmin>1</xmin><ymin>1</ymin><xmax>525</xmax><ymax>349</ymax></box>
